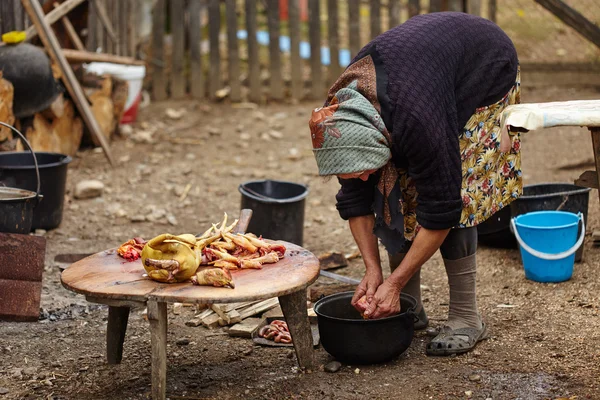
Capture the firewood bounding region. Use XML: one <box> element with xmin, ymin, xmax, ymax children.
<box><xmin>228</xmin><ymin>318</ymin><xmax>264</xmax><ymax>338</ymax></box>
<box><xmin>201</xmin><ymin>313</ymin><xmax>221</xmax><ymax>329</ymax></box>
<box><xmin>111</xmin><ymin>77</ymin><xmax>128</xmax><ymax>126</ymax></box>
<box><xmin>41</xmin><ymin>93</ymin><xmax>65</xmax><ymax>120</ymax></box>
<box><xmin>238</xmin><ymin>298</ymin><xmax>279</xmax><ymax>320</ymax></box>
<box><xmin>0</xmin><ymin>74</ymin><xmax>15</xmax><ymax>141</ymax></box>
<box><xmin>88</xmin><ymin>90</ymin><xmax>115</xmax><ymax>140</ymax></box>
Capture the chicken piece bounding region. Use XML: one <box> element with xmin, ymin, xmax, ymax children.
<box><xmin>355</xmin><ymin>295</ymin><xmax>370</xmax><ymax>319</ymax></box>
<box><xmin>213</xmin><ymin>260</ymin><xmax>238</xmax><ymax>270</ymax></box>
<box><xmin>117</xmin><ymin>237</ymin><xmax>147</xmax><ymax>261</ymax></box>
<box><xmin>204</xmin><ymin>247</ymin><xmax>240</xmax><ymax>265</ymax></box>
<box><xmin>223</xmin><ymin>232</ymin><xmax>258</xmax><ymax>254</ymax></box>
<box><xmin>191</xmin><ymin>268</ymin><xmax>235</xmax><ymax>289</ymax></box>
<box><xmin>240</xmin><ymin>251</ymin><xmax>279</xmax><ymax>269</ymax></box>
<box><xmin>241</xmin><ymin>234</ymin><xmax>286</xmax><ymax>258</ymax></box>
<box><xmin>240</xmin><ymin>259</ymin><xmax>262</xmax><ymax>269</ymax></box>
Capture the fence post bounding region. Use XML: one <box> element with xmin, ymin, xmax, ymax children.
<box><xmin>151</xmin><ymin>0</ymin><xmax>167</xmax><ymax>101</ymax></box>
<box><xmin>327</xmin><ymin>0</ymin><xmax>341</xmax><ymax>83</ymax></box>
<box><xmin>429</xmin><ymin>0</ymin><xmax>442</xmax><ymax>12</ymax></box>
<box><xmin>189</xmin><ymin>0</ymin><xmax>205</xmax><ymax>99</ymax></box>
<box><xmin>118</xmin><ymin>0</ymin><xmax>128</xmax><ymax>56</ymax></box>
<box><xmin>370</xmin><ymin>0</ymin><xmax>381</xmax><ymax>39</ymax></box>
<box><xmin>245</xmin><ymin>0</ymin><xmax>261</xmax><ymax>103</ymax></box>
<box><xmin>170</xmin><ymin>0</ymin><xmax>186</xmax><ymax>98</ymax></box>
<box><xmin>488</xmin><ymin>0</ymin><xmax>497</xmax><ymax>22</ymax></box>
<box><xmin>348</xmin><ymin>0</ymin><xmax>360</xmax><ymax>58</ymax></box>
<box><xmin>267</xmin><ymin>0</ymin><xmax>283</xmax><ymax>100</ymax></box>
<box><xmin>308</xmin><ymin>0</ymin><xmax>322</xmax><ymax>100</ymax></box>
<box><xmin>447</xmin><ymin>0</ymin><xmax>463</xmax><ymax>12</ymax></box>
<box><xmin>467</xmin><ymin>0</ymin><xmax>481</xmax><ymax>15</ymax></box>
<box><xmin>226</xmin><ymin>0</ymin><xmax>242</xmax><ymax>102</ymax></box>
<box><xmin>389</xmin><ymin>0</ymin><xmax>401</xmax><ymax>29</ymax></box>
<box><xmin>289</xmin><ymin>0</ymin><xmax>303</xmax><ymax>101</ymax></box>
<box><xmin>408</xmin><ymin>0</ymin><xmax>420</xmax><ymax>18</ymax></box>
<box><xmin>87</xmin><ymin>0</ymin><xmax>97</xmax><ymax>51</ymax></box>
<box><xmin>208</xmin><ymin>0</ymin><xmax>222</xmax><ymax>101</ymax></box>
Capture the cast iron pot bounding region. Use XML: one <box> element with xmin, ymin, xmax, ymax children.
<box><xmin>314</xmin><ymin>291</ymin><xmax>417</xmax><ymax>365</ymax></box>
<box><xmin>0</xmin><ymin>122</ymin><xmax>42</xmax><ymax>234</ymax></box>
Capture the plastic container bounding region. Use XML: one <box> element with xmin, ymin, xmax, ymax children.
<box><xmin>83</xmin><ymin>62</ymin><xmax>146</xmax><ymax>124</ymax></box>
<box><xmin>511</xmin><ymin>211</ymin><xmax>584</xmax><ymax>283</ymax></box>
<box><xmin>478</xmin><ymin>183</ymin><xmax>590</xmax><ymax>262</ymax></box>
<box><xmin>0</xmin><ymin>152</ymin><xmax>71</xmax><ymax>230</ymax></box>
<box><xmin>239</xmin><ymin>180</ymin><xmax>308</xmax><ymax>246</ymax></box>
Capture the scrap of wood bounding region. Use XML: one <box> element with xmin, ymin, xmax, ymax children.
<box><xmin>54</xmin><ymin>2</ymin><xmax>85</xmax><ymax>51</ymax></box>
<box><xmin>90</xmin><ymin>0</ymin><xmax>118</xmax><ymax>43</ymax></box>
<box><xmin>575</xmin><ymin>170</ymin><xmax>599</xmax><ymax>190</ymax></box>
<box><xmin>228</xmin><ymin>318</ymin><xmax>264</xmax><ymax>338</ymax></box>
<box><xmin>534</xmin><ymin>0</ymin><xmax>600</xmax><ymax>49</ymax></box>
<box><xmin>262</xmin><ymin>304</ymin><xmax>283</xmax><ymax>319</ymax></box>
<box><xmin>185</xmin><ymin>308</ymin><xmax>214</xmax><ymax>327</ymax></box>
<box><xmin>22</xmin><ymin>0</ymin><xmax>115</xmax><ymax>166</ymax></box>
<box><xmin>41</xmin><ymin>92</ymin><xmax>65</xmax><ymax>119</ymax></box>
<box><xmin>58</xmin><ymin>48</ymin><xmax>146</xmax><ymax>66</ymax></box>
<box><xmin>24</xmin><ymin>0</ymin><xmax>87</xmax><ymax>42</ymax></box>
<box><xmin>318</xmin><ymin>252</ymin><xmax>348</xmax><ymax>270</ymax></box>
<box><xmin>238</xmin><ymin>298</ymin><xmax>279</xmax><ymax>320</ymax></box>
<box><xmin>201</xmin><ymin>312</ymin><xmax>221</xmax><ymax>329</ymax></box>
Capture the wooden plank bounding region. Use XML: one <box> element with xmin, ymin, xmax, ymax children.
<box><xmin>408</xmin><ymin>0</ymin><xmax>420</xmax><ymax>18</ymax></box>
<box><xmin>59</xmin><ymin>48</ymin><xmax>145</xmax><ymax>66</ymax></box>
<box><xmin>208</xmin><ymin>0</ymin><xmax>221</xmax><ymax>100</ymax></box>
<box><xmin>170</xmin><ymin>0</ymin><xmax>185</xmax><ymax>98</ymax></box>
<box><xmin>348</xmin><ymin>0</ymin><xmax>360</xmax><ymax>58</ymax></box>
<box><xmin>118</xmin><ymin>0</ymin><xmax>128</xmax><ymax>56</ymax></box>
<box><xmin>87</xmin><ymin>0</ymin><xmax>98</xmax><ymax>51</ymax></box>
<box><xmin>24</xmin><ymin>0</ymin><xmax>86</xmax><ymax>42</ymax></box>
<box><xmin>22</xmin><ymin>0</ymin><xmax>115</xmax><ymax>166</ymax></box>
<box><xmin>95</xmin><ymin>0</ymin><xmax>105</xmax><ymax>53</ymax></box>
<box><xmin>54</xmin><ymin>2</ymin><xmax>85</xmax><ymax>51</ymax></box>
<box><xmin>267</xmin><ymin>0</ymin><xmax>283</xmax><ymax>100</ymax></box>
<box><xmin>534</xmin><ymin>0</ymin><xmax>600</xmax><ymax>50</ymax></box>
<box><xmin>226</xmin><ymin>0</ymin><xmax>241</xmax><ymax>102</ymax></box>
<box><xmin>467</xmin><ymin>0</ymin><xmax>481</xmax><ymax>16</ymax></box>
<box><xmin>370</xmin><ymin>0</ymin><xmax>381</xmax><ymax>39</ymax></box>
<box><xmin>13</xmin><ymin>0</ymin><xmax>25</xmax><ymax>31</ymax></box>
<box><xmin>238</xmin><ymin>297</ymin><xmax>279</xmax><ymax>320</ymax></box>
<box><xmin>148</xmin><ymin>301</ymin><xmax>167</xmax><ymax>400</ymax></box>
<box><xmin>151</xmin><ymin>0</ymin><xmax>167</xmax><ymax>101</ymax></box>
<box><xmin>288</xmin><ymin>0</ymin><xmax>302</xmax><ymax>101</ymax></box>
<box><xmin>106</xmin><ymin>306</ymin><xmax>130</xmax><ymax>364</ymax></box>
<box><xmin>111</xmin><ymin>0</ymin><xmax>119</xmax><ymax>54</ymax></box>
<box><xmin>448</xmin><ymin>0</ymin><xmax>463</xmax><ymax>12</ymax></box>
<box><xmin>389</xmin><ymin>0</ymin><xmax>401</xmax><ymax>29</ymax></box>
<box><xmin>92</xmin><ymin>0</ymin><xmax>118</xmax><ymax>46</ymax></box>
<box><xmin>590</xmin><ymin>127</ymin><xmax>600</xmax><ymax>202</ymax></box>
<box><xmin>327</xmin><ymin>0</ymin><xmax>341</xmax><ymax>82</ymax></box>
<box><xmin>308</xmin><ymin>0</ymin><xmax>322</xmax><ymax>100</ymax></box>
<box><xmin>488</xmin><ymin>0</ymin><xmax>497</xmax><ymax>23</ymax></box>
<box><xmin>245</xmin><ymin>0</ymin><xmax>261</xmax><ymax>103</ymax></box>
<box><xmin>189</xmin><ymin>0</ymin><xmax>204</xmax><ymax>99</ymax></box>
<box><xmin>279</xmin><ymin>290</ymin><xmax>314</xmax><ymax>370</ymax></box>
<box><xmin>429</xmin><ymin>0</ymin><xmax>442</xmax><ymax>12</ymax></box>
<box><xmin>574</xmin><ymin>170</ymin><xmax>598</xmax><ymax>189</ymax></box>
<box><xmin>228</xmin><ymin>317</ymin><xmax>264</xmax><ymax>338</ymax></box>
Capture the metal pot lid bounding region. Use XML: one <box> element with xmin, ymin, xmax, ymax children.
<box><xmin>0</xmin><ymin>186</ymin><xmax>38</xmax><ymax>201</ymax></box>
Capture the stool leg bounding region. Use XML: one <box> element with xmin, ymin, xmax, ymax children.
<box><xmin>279</xmin><ymin>291</ymin><xmax>315</xmax><ymax>370</ymax></box>
<box><xmin>107</xmin><ymin>306</ymin><xmax>130</xmax><ymax>364</ymax></box>
<box><xmin>148</xmin><ymin>301</ymin><xmax>167</xmax><ymax>400</ymax></box>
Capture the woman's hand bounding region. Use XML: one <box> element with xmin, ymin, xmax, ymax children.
<box><xmin>362</xmin><ymin>280</ymin><xmax>401</xmax><ymax>319</ymax></box>
<box><xmin>351</xmin><ymin>268</ymin><xmax>384</xmax><ymax>312</ymax></box>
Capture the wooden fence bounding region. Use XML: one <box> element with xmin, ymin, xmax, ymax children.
<box><xmin>149</xmin><ymin>0</ymin><xmax>497</xmax><ymax>103</ymax></box>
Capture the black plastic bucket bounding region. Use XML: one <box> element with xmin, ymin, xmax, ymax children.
<box><xmin>0</xmin><ymin>152</ymin><xmax>71</xmax><ymax>230</ymax></box>
<box><xmin>239</xmin><ymin>180</ymin><xmax>309</xmax><ymax>245</ymax></box>
<box><xmin>478</xmin><ymin>183</ymin><xmax>591</xmax><ymax>262</ymax></box>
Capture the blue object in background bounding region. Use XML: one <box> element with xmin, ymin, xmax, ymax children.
<box><xmin>237</xmin><ymin>30</ymin><xmax>352</xmax><ymax>67</ymax></box>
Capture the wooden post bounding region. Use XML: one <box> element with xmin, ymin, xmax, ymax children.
<box><xmin>189</xmin><ymin>0</ymin><xmax>205</xmax><ymax>99</ymax></box>
<box><xmin>170</xmin><ymin>0</ymin><xmax>185</xmax><ymax>98</ymax></box>
<box><xmin>348</xmin><ymin>0</ymin><xmax>360</xmax><ymax>58</ymax></box>
<box><xmin>107</xmin><ymin>306</ymin><xmax>130</xmax><ymax>364</ymax></box>
<box><xmin>92</xmin><ymin>0</ymin><xmax>118</xmax><ymax>49</ymax></box>
<box><xmin>308</xmin><ymin>0</ymin><xmax>322</xmax><ymax>100</ymax></box>
<box><xmin>208</xmin><ymin>0</ymin><xmax>222</xmax><ymax>100</ymax></box>
<box><xmin>151</xmin><ymin>0</ymin><xmax>167</xmax><ymax>101</ymax></box>
<box><xmin>105</xmin><ymin>0</ymin><xmax>114</xmax><ymax>54</ymax></box>
<box><xmin>370</xmin><ymin>0</ymin><xmax>381</xmax><ymax>39</ymax></box>
<box><xmin>21</xmin><ymin>0</ymin><xmax>115</xmax><ymax>166</ymax></box>
<box><xmin>24</xmin><ymin>0</ymin><xmax>86</xmax><ymax>42</ymax></box>
<box><xmin>467</xmin><ymin>0</ymin><xmax>481</xmax><ymax>16</ymax></box>
<box><xmin>327</xmin><ymin>0</ymin><xmax>341</xmax><ymax>83</ymax></box>
<box><xmin>448</xmin><ymin>0</ymin><xmax>463</xmax><ymax>12</ymax></box>
<box><xmin>488</xmin><ymin>0</ymin><xmax>497</xmax><ymax>23</ymax></box>
<box><xmin>408</xmin><ymin>0</ymin><xmax>420</xmax><ymax>18</ymax></box>
<box><xmin>127</xmin><ymin>0</ymin><xmax>138</xmax><ymax>57</ymax></box>
<box><xmin>289</xmin><ymin>0</ymin><xmax>302</xmax><ymax>101</ymax></box>
<box><xmin>590</xmin><ymin>127</ymin><xmax>600</xmax><ymax>202</ymax></box>
<box><xmin>225</xmin><ymin>0</ymin><xmax>241</xmax><ymax>102</ymax></box>
<box><xmin>148</xmin><ymin>301</ymin><xmax>167</xmax><ymax>400</ymax></box>
<box><xmin>534</xmin><ymin>0</ymin><xmax>600</xmax><ymax>50</ymax></box>
<box><xmin>118</xmin><ymin>0</ymin><xmax>128</xmax><ymax>56</ymax></box>
<box><xmin>267</xmin><ymin>0</ymin><xmax>283</xmax><ymax>100</ymax></box>
<box><xmin>388</xmin><ymin>0</ymin><xmax>401</xmax><ymax>29</ymax></box>
<box><xmin>95</xmin><ymin>0</ymin><xmax>104</xmax><ymax>53</ymax></box>
<box><xmin>87</xmin><ymin>0</ymin><xmax>97</xmax><ymax>51</ymax></box>
<box><xmin>278</xmin><ymin>291</ymin><xmax>315</xmax><ymax>370</ymax></box>
<box><xmin>245</xmin><ymin>0</ymin><xmax>261</xmax><ymax>103</ymax></box>
<box><xmin>429</xmin><ymin>0</ymin><xmax>442</xmax><ymax>12</ymax></box>
<box><xmin>54</xmin><ymin>2</ymin><xmax>86</xmax><ymax>51</ymax></box>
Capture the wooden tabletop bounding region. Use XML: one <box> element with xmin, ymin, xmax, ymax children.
<box><xmin>61</xmin><ymin>241</ymin><xmax>320</xmax><ymax>304</ymax></box>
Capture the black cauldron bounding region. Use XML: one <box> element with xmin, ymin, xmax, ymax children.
<box><xmin>314</xmin><ymin>292</ymin><xmax>417</xmax><ymax>365</ymax></box>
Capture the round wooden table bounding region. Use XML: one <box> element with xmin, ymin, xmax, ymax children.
<box><xmin>61</xmin><ymin>241</ymin><xmax>320</xmax><ymax>400</ymax></box>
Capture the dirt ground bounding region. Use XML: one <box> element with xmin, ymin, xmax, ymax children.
<box><xmin>1</xmin><ymin>81</ymin><xmax>600</xmax><ymax>400</ymax></box>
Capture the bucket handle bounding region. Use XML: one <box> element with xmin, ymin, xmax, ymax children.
<box><xmin>0</xmin><ymin>121</ymin><xmax>41</xmax><ymax>204</ymax></box>
<box><xmin>240</xmin><ymin>183</ymin><xmax>288</xmax><ymax>204</ymax></box>
<box><xmin>510</xmin><ymin>212</ymin><xmax>585</xmax><ymax>261</ymax></box>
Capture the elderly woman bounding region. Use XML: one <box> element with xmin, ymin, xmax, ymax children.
<box><xmin>309</xmin><ymin>12</ymin><xmax>521</xmax><ymax>356</ymax></box>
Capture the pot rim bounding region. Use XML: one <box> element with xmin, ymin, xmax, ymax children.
<box><xmin>0</xmin><ymin>186</ymin><xmax>38</xmax><ymax>201</ymax></box>
<box><xmin>313</xmin><ymin>291</ymin><xmax>417</xmax><ymax>324</ymax></box>
<box><xmin>0</xmin><ymin>151</ymin><xmax>72</xmax><ymax>169</ymax></box>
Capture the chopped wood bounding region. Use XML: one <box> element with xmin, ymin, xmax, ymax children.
<box><xmin>201</xmin><ymin>312</ymin><xmax>221</xmax><ymax>329</ymax></box>
<box><xmin>24</xmin><ymin>0</ymin><xmax>87</xmax><ymax>42</ymax></box>
<box><xmin>228</xmin><ymin>317</ymin><xmax>264</xmax><ymax>338</ymax></box>
<box><xmin>262</xmin><ymin>305</ymin><xmax>283</xmax><ymax>319</ymax></box>
<box><xmin>575</xmin><ymin>170</ymin><xmax>598</xmax><ymax>189</ymax></box>
<box><xmin>226</xmin><ymin>309</ymin><xmax>242</xmax><ymax>325</ymax></box>
<box><xmin>238</xmin><ymin>298</ymin><xmax>279</xmax><ymax>320</ymax></box>
<box><xmin>318</xmin><ymin>252</ymin><xmax>348</xmax><ymax>270</ymax></box>
<box><xmin>308</xmin><ymin>282</ymin><xmax>357</xmax><ymax>302</ymax></box>
<box><xmin>41</xmin><ymin>92</ymin><xmax>65</xmax><ymax>120</ymax></box>
<box><xmin>60</xmin><ymin>48</ymin><xmax>146</xmax><ymax>66</ymax></box>
<box><xmin>185</xmin><ymin>316</ymin><xmax>203</xmax><ymax>327</ymax></box>
<box><xmin>0</xmin><ymin>74</ymin><xmax>15</xmax><ymax>142</ymax></box>
<box><xmin>111</xmin><ymin>77</ymin><xmax>128</xmax><ymax>127</ymax></box>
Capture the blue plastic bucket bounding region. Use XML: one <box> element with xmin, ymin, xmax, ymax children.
<box><xmin>511</xmin><ymin>211</ymin><xmax>585</xmax><ymax>283</ymax></box>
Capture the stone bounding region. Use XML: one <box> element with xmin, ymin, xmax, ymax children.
<box><xmin>176</xmin><ymin>338</ymin><xmax>190</xmax><ymax>346</ymax></box>
<box><xmin>287</xmin><ymin>148</ymin><xmax>301</xmax><ymax>160</ymax></box>
<box><xmin>130</xmin><ymin>215</ymin><xmax>146</xmax><ymax>223</ymax></box>
<box><xmin>165</xmin><ymin>108</ymin><xmax>185</xmax><ymax>120</ymax></box>
<box><xmin>166</xmin><ymin>215</ymin><xmax>178</xmax><ymax>226</ymax></box>
<box><xmin>268</xmin><ymin>130</ymin><xmax>284</xmax><ymax>139</ymax></box>
<box><xmin>23</xmin><ymin>367</ymin><xmax>37</xmax><ymax>377</ymax></box>
<box><xmin>324</xmin><ymin>361</ymin><xmax>341</xmax><ymax>373</ymax></box>
<box><xmin>34</xmin><ymin>229</ymin><xmax>46</xmax><ymax>236</ymax></box>
<box><xmin>465</xmin><ymin>391</ymin><xmax>473</xmax><ymax>397</ymax></box>
<box><xmin>51</xmin><ymin>361</ymin><xmax>62</xmax><ymax>368</ymax></box>
<box><xmin>0</xmin><ymin>388</ymin><xmax>8</xmax><ymax>395</ymax></box>
<box><xmin>74</xmin><ymin>180</ymin><xmax>104</xmax><ymax>199</ymax></box>
<box><xmin>354</xmin><ymin>368</ymin><xmax>360</xmax><ymax>374</ymax></box>
<box><xmin>468</xmin><ymin>374</ymin><xmax>481</xmax><ymax>382</ymax></box>
<box><xmin>240</xmin><ymin>133</ymin><xmax>251</xmax><ymax>141</ymax></box>
<box><xmin>79</xmin><ymin>366</ymin><xmax>88</xmax><ymax>372</ymax></box>
<box><xmin>208</xmin><ymin>126</ymin><xmax>221</xmax><ymax>136</ymax></box>
<box><xmin>10</xmin><ymin>368</ymin><xmax>22</xmax><ymax>380</ymax></box>
<box><xmin>119</xmin><ymin>124</ymin><xmax>133</xmax><ymax>136</ymax></box>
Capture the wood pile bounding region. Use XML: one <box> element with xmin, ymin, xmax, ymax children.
<box><xmin>0</xmin><ymin>73</ymin><xmax>15</xmax><ymax>151</ymax></box>
<box><xmin>185</xmin><ymin>298</ymin><xmax>281</xmax><ymax>330</ymax></box>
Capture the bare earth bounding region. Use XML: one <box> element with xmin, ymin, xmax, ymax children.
<box><xmin>1</xmin><ymin>83</ymin><xmax>600</xmax><ymax>400</ymax></box>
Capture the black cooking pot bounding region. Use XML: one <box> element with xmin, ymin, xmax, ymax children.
<box><xmin>314</xmin><ymin>292</ymin><xmax>417</xmax><ymax>365</ymax></box>
<box><xmin>0</xmin><ymin>122</ymin><xmax>42</xmax><ymax>234</ymax></box>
